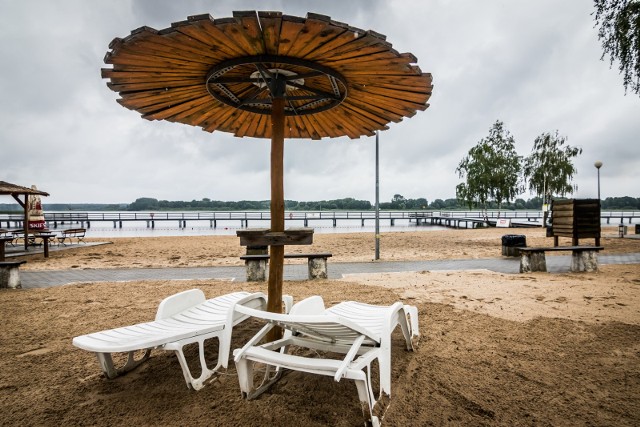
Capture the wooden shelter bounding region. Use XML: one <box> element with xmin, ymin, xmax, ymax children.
<box><xmin>0</xmin><ymin>181</ymin><xmax>50</xmax><ymax>250</ymax></box>
<box><xmin>101</xmin><ymin>11</ymin><xmax>433</xmax><ymax>319</ymax></box>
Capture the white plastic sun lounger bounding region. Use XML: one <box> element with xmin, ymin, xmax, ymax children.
<box><xmin>73</xmin><ymin>290</ymin><xmax>272</xmax><ymax>390</ymax></box>
<box><xmin>233</xmin><ymin>296</ymin><xmax>420</xmax><ymax>427</ymax></box>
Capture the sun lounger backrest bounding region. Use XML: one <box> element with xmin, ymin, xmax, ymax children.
<box><xmin>234</xmin><ymin>303</ymin><xmax>381</xmax><ymax>345</ymax></box>
<box><xmin>156</xmin><ymin>289</ymin><xmax>206</xmax><ymax>320</ymax></box>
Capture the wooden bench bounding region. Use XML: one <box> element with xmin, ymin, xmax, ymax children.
<box><xmin>0</xmin><ymin>261</ymin><xmax>26</xmax><ymax>289</ymax></box>
<box><xmin>518</xmin><ymin>246</ymin><xmax>604</xmax><ymax>273</ymax></box>
<box><xmin>240</xmin><ymin>253</ymin><xmax>333</xmax><ymax>281</ymax></box>
<box><xmin>57</xmin><ymin>228</ymin><xmax>86</xmax><ymax>245</ymax></box>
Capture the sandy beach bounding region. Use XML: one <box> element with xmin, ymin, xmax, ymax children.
<box><xmin>1</xmin><ymin>226</ymin><xmax>639</xmax><ymax>426</ymax></box>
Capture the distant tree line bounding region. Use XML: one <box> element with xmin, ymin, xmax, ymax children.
<box><xmin>1</xmin><ymin>196</ymin><xmax>638</xmax><ymax>214</ymax></box>
<box><xmin>120</xmin><ymin>196</ymin><xmax>640</xmax><ymax>211</ymax></box>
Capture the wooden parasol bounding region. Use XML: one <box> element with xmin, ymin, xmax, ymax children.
<box><xmin>101</xmin><ymin>11</ymin><xmax>433</xmax><ymax>317</ymax></box>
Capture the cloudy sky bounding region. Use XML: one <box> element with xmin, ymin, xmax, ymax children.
<box><xmin>1</xmin><ymin>0</ymin><xmax>638</xmax><ymax>205</ymax></box>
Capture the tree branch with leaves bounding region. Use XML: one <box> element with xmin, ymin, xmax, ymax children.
<box><xmin>594</xmin><ymin>0</ymin><xmax>640</xmax><ymax>95</ymax></box>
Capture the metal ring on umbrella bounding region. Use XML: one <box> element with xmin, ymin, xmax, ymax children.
<box><xmin>206</xmin><ymin>55</ymin><xmax>348</xmax><ymax>116</ymax></box>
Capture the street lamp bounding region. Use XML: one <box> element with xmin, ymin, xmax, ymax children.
<box><xmin>375</xmin><ymin>131</ymin><xmax>380</xmax><ymax>260</ymax></box>
<box><xmin>594</xmin><ymin>161</ymin><xmax>603</xmax><ymax>201</ymax></box>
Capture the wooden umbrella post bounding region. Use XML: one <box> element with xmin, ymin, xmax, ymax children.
<box><xmin>268</xmin><ymin>92</ymin><xmax>286</xmax><ymax>312</ymax></box>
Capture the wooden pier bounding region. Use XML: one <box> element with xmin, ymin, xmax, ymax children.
<box><xmin>0</xmin><ymin>210</ymin><xmax>638</xmax><ymax>230</ymax></box>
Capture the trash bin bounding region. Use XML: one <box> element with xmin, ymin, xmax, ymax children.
<box><xmin>501</xmin><ymin>234</ymin><xmax>526</xmax><ymax>257</ymax></box>
<box><xmin>618</xmin><ymin>225</ymin><xmax>628</xmax><ymax>238</ymax></box>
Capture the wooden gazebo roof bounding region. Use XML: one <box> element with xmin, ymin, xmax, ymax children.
<box><xmin>0</xmin><ymin>181</ymin><xmax>49</xmax><ymax>197</ymax></box>
<box><xmin>102</xmin><ymin>11</ymin><xmax>433</xmax><ymax>140</ymax></box>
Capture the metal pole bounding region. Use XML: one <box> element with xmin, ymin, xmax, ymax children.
<box><xmin>375</xmin><ymin>131</ymin><xmax>380</xmax><ymax>260</ymax></box>
<box><xmin>594</xmin><ymin>161</ymin><xmax>603</xmax><ymax>201</ymax></box>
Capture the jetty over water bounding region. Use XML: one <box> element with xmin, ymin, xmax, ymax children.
<box><xmin>1</xmin><ymin>210</ymin><xmax>638</xmax><ymax>230</ymax></box>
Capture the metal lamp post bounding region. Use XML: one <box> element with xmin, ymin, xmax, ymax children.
<box><xmin>594</xmin><ymin>161</ymin><xmax>603</xmax><ymax>201</ymax></box>
<box><xmin>375</xmin><ymin>131</ymin><xmax>380</xmax><ymax>260</ymax></box>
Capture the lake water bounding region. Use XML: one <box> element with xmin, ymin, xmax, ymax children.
<box><xmin>77</xmin><ymin>218</ymin><xmax>450</xmax><ymax>238</ymax></box>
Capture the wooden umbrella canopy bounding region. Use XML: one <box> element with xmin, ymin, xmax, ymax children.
<box><xmin>0</xmin><ymin>181</ymin><xmax>49</xmax><ymax>250</ymax></box>
<box><xmin>102</xmin><ymin>10</ymin><xmax>433</xmax><ymax>316</ymax></box>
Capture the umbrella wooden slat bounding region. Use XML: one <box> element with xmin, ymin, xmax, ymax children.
<box><xmin>340</xmin><ymin>102</ymin><xmax>391</xmax><ymax>131</ymax></box>
<box><xmin>108</xmin><ymin>80</ymin><xmax>201</xmax><ymax>94</ymax></box>
<box><xmin>106</xmin><ymin>75</ymin><xmax>203</xmax><ymax>87</ymax></box>
<box><xmin>129</xmin><ymin>31</ymin><xmax>229</xmax><ymax>63</ymax></box>
<box><xmin>117</xmin><ymin>85</ymin><xmax>204</xmax><ymax>103</ymax></box>
<box><xmin>106</xmin><ymin>51</ymin><xmax>207</xmax><ymax>71</ymax></box>
<box><xmin>324</xmin><ymin>110</ymin><xmax>367</xmax><ymax>139</ymax></box>
<box><xmin>112</xmin><ymin>40</ymin><xmax>218</xmax><ymax>68</ymax></box>
<box><xmin>312</xmin><ymin>112</ymin><xmax>345</xmax><ymax>139</ymax></box>
<box><xmin>255</xmin><ymin>113</ymin><xmax>270</xmax><ymax>139</ymax></box>
<box><xmin>258</xmin><ymin>11</ymin><xmax>282</xmax><ymax>56</ymax></box>
<box><xmin>234</xmin><ymin>110</ymin><xmax>257</xmax><ymax>138</ymax></box>
<box><xmin>230</xmin><ymin>12</ymin><xmax>266</xmax><ymax>56</ymax></box>
<box><xmin>322</xmin><ymin>47</ymin><xmax>399</xmax><ymax>67</ymax></box>
<box><xmin>135</xmin><ymin>93</ymin><xmax>208</xmax><ymax>116</ymax></box>
<box><xmin>109</xmin><ymin>33</ymin><xmax>220</xmax><ymax>68</ymax></box>
<box><xmin>105</xmin><ymin>65</ymin><xmax>204</xmax><ymax>77</ymax></box>
<box><xmin>280</xmin><ymin>16</ymin><xmax>335</xmax><ymax>59</ymax></box>
<box><xmin>204</xmin><ymin>101</ymin><xmax>245</xmax><ymax>131</ymax></box>
<box><xmin>243</xmin><ymin>111</ymin><xmax>262</xmax><ymax>137</ymax></box>
<box><xmin>349</xmin><ymin>73</ymin><xmax>433</xmax><ymax>88</ymax></box>
<box><xmin>169</xmin><ymin>16</ymin><xmax>244</xmax><ymax>59</ymax></box>
<box><xmin>180</xmin><ymin>100</ymin><xmax>223</xmax><ymax>129</ymax></box>
<box><xmin>353</xmin><ymin>85</ymin><xmax>429</xmax><ymax>111</ymax></box>
<box><xmin>285</xmin><ymin>116</ymin><xmax>303</xmax><ymax>139</ymax></box>
<box><xmin>181</xmin><ymin>17</ymin><xmax>253</xmax><ymax>58</ymax></box>
<box><xmin>169</xmin><ymin>98</ymin><xmax>221</xmax><ymax>124</ymax></box>
<box><xmin>102</xmin><ymin>70</ymin><xmax>204</xmax><ymax>81</ymax></box>
<box><xmin>276</xmin><ymin>15</ymin><xmax>307</xmax><ymax>57</ymax></box>
<box><xmin>165</xmin><ymin>18</ymin><xmax>253</xmax><ymax>59</ymax></box>
<box><xmin>142</xmin><ymin>93</ymin><xmax>214</xmax><ymax>121</ymax></box>
<box><xmin>306</xmin><ymin>31</ymin><xmax>392</xmax><ymax>63</ymax></box>
<box><xmin>332</xmin><ymin>56</ymin><xmax>416</xmax><ymax>71</ymax></box>
<box><xmin>293</xmin><ymin>115</ymin><xmax>321</xmax><ymax>140</ymax></box>
<box><xmin>142</xmin><ymin>95</ymin><xmax>209</xmax><ymax>122</ymax></box>
<box><xmin>299</xmin><ymin>25</ymin><xmax>364</xmax><ymax>61</ymax></box>
<box><xmin>342</xmin><ymin>97</ymin><xmax>406</xmax><ymax>124</ymax></box>
<box><xmin>299</xmin><ymin>112</ymin><xmax>328</xmax><ymax>139</ymax></box>
<box><xmin>352</xmin><ymin>84</ymin><xmax>431</xmax><ymax>104</ymax></box>
<box><xmin>202</xmin><ymin>105</ymin><xmax>241</xmax><ymax>133</ymax></box>
<box><xmin>352</xmin><ymin>96</ymin><xmax>420</xmax><ymax>119</ymax></box>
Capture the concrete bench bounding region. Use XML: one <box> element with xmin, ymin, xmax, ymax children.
<box><xmin>240</xmin><ymin>253</ymin><xmax>333</xmax><ymax>281</ymax></box>
<box><xmin>0</xmin><ymin>261</ymin><xmax>26</xmax><ymax>289</ymax></box>
<box><xmin>518</xmin><ymin>246</ymin><xmax>604</xmax><ymax>273</ymax></box>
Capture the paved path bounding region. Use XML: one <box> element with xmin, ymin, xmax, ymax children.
<box><xmin>18</xmin><ymin>253</ymin><xmax>640</xmax><ymax>289</ymax></box>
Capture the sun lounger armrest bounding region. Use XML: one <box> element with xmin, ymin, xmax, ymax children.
<box><xmin>155</xmin><ymin>289</ymin><xmax>206</xmax><ymax>320</ymax></box>
<box><xmin>334</xmin><ymin>334</ymin><xmax>365</xmax><ymax>382</ymax></box>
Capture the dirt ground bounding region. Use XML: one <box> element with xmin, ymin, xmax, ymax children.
<box><xmin>1</xmin><ymin>227</ymin><xmax>639</xmax><ymax>426</ymax></box>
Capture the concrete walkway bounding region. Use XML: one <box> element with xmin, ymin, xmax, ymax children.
<box><xmin>18</xmin><ymin>253</ymin><xmax>640</xmax><ymax>289</ymax></box>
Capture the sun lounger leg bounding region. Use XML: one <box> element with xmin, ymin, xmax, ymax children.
<box><xmin>236</xmin><ymin>355</ymin><xmax>284</xmax><ymax>399</ymax></box>
<box><xmin>96</xmin><ymin>349</ymin><xmax>151</xmax><ymax>379</ymax></box>
<box><xmin>403</xmin><ymin>305</ymin><xmax>420</xmax><ymax>349</ymax></box>
<box><xmin>165</xmin><ymin>337</ymin><xmax>222</xmax><ymax>391</ymax></box>
<box><xmin>353</xmin><ymin>371</ymin><xmax>382</xmax><ymax>427</ymax></box>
